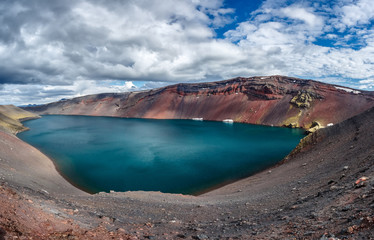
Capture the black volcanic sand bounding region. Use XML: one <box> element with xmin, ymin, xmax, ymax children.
<box><xmin>1</xmin><ymin>107</ymin><xmax>374</xmax><ymax>239</ymax></box>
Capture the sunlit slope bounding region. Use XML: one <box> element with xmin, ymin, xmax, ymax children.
<box><xmin>0</xmin><ymin>105</ymin><xmax>39</xmax><ymax>134</ymax></box>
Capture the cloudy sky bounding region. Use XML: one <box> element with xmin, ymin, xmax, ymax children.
<box><xmin>1</xmin><ymin>0</ymin><xmax>374</xmax><ymax>105</ymax></box>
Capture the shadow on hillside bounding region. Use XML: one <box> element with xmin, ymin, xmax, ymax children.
<box><xmin>0</xmin><ymin>227</ymin><xmax>5</xmax><ymax>240</ymax></box>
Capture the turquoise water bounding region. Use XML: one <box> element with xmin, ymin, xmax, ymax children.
<box><xmin>19</xmin><ymin>115</ymin><xmax>304</xmax><ymax>194</ymax></box>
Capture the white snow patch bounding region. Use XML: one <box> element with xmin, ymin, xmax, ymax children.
<box><xmin>223</xmin><ymin>119</ymin><xmax>234</xmax><ymax>124</ymax></box>
<box><xmin>335</xmin><ymin>86</ymin><xmax>361</xmax><ymax>94</ymax></box>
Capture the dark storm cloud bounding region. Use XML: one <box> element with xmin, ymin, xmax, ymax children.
<box><xmin>0</xmin><ymin>0</ymin><xmax>80</xmax><ymax>86</ymax></box>
<box><xmin>0</xmin><ymin>0</ymin><xmax>75</xmax><ymax>43</ymax></box>
<box><xmin>0</xmin><ymin>0</ymin><xmax>239</xmax><ymax>88</ymax></box>
<box><xmin>0</xmin><ymin>67</ymin><xmax>41</xmax><ymax>84</ymax></box>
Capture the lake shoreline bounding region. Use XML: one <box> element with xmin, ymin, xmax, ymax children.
<box><xmin>1</xmin><ymin>106</ymin><xmax>374</xmax><ymax>238</ymax></box>
<box><xmin>18</xmin><ymin>115</ymin><xmax>304</xmax><ymax>195</ymax></box>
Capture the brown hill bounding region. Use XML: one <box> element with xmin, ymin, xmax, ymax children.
<box><xmin>25</xmin><ymin>76</ymin><xmax>374</xmax><ymax>129</ymax></box>
<box><xmin>0</xmin><ymin>105</ymin><xmax>39</xmax><ymax>134</ymax></box>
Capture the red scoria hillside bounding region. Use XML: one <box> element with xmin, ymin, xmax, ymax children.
<box><xmin>25</xmin><ymin>76</ymin><xmax>374</xmax><ymax>129</ymax></box>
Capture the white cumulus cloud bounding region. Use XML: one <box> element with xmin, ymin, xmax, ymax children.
<box><xmin>341</xmin><ymin>0</ymin><xmax>374</xmax><ymax>26</ymax></box>
<box><xmin>1</xmin><ymin>0</ymin><xmax>374</xmax><ymax>105</ymax></box>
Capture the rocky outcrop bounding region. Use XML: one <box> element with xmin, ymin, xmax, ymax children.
<box><xmin>290</xmin><ymin>91</ymin><xmax>315</xmax><ymax>108</ymax></box>
<box><xmin>306</xmin><ymin>121</ymin><xmax>322</xmax><ymax>133</ymax></box>
<box><xmin>25</xmin><ymin>76</ymin><xmax>374</xmax><ymax>129</ymax></box>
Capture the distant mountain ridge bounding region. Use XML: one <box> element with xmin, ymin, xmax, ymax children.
<box><xmin>25</xmin><ymin>76</ymin><xmax>374</xmax><ymax>129</ymax></box>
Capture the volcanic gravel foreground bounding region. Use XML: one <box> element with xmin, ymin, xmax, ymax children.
<box><xmin>1</xmin><ymin>77</ymin><xmax>374</xmax><ymax>239</ymax></box>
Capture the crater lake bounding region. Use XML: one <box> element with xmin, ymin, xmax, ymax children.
<box><xmin>18</xmin><ymin>115</ymin><xmax>304</xmax><ymax>194</ymax></box>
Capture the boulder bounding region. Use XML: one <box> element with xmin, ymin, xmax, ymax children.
<box><xmin>306</xmin><ymin>121</ymin><xmax>322</xmax><ymax>134</ymax></box>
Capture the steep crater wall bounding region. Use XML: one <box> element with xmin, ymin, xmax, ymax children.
<box><xmin>25</xmin><ymin>76</ymin><xmax>374</xmax><ymax>130</ymax></box>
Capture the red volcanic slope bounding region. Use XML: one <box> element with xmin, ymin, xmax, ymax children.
<box><xmin>26</xmin><ymin>76</ymin><xmax>374</xmax><ymax>129</ymax></box>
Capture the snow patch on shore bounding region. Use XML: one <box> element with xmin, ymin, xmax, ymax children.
<box><xmin>335</xmin><ymin>86</ymin><xmax>361</xmax><ymax>94</ymax></box>
<box><xmin>223</xmin><ymin>119</ymin><xmax>234</xmax><ymax>124</ymax></box>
